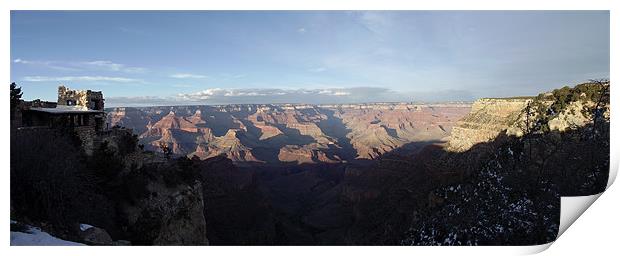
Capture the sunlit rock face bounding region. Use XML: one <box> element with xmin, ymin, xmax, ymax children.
<box><xmin>448</xmin><ymin>98</ymin><xmax>532</xmax><ymax>152</ymax></box>
<box><xmin>106</xmin><ymin>103</ymin><xmax>471</xmax><ymax>164</ymax></box>
<box><xmin>448</xmin><ymin>95</ymin><xmax>600</xmax><ymax>152</ymax></box>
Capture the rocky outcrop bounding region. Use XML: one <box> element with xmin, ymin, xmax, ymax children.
<box><xmin>78</xmin><ymin>225</ymin><xmax>114</xmax><ymax>245</ymax></box>
<box><xmin>245</xmin><ymin>113</ymin><xmax>285</xmax><ymax>140</ymax></box>
<box><xmin>120</xmin><ymin>181</ymin><xmax>208</xmax><ymax>245</ymax></box>
<box><xmin>278</xmin><ymin>145</ymin><xmax>316</xmax><ymax>164</ymax></box>
<box><xmin>448</xmin><ymin>98</ymin><xmax>532</xmax><ymax>152</ymax></box>
<box><xmin>286</xmin><ymin>122</ymin><xmax>332</xmax><ymax>143</ymax></box>
<box><xmin>137</xmin><ymin>110</ymin><xmax>216</xmax><ymax>155</ymax></box>
<box><xmin>547</xmin><ymin>101</ymin><xmax>591</xmax><ymax>131</ymax></box>
<box><xmin>187</xmin><ymin>110</ymin><xmax>206</xmax><ymax>126</ymax></box>
<box><xmin>448</xmin><ymin>94</ymin><xmax>600</xmax><ymax>152</ymax></box>
<box><xmin>278</xmin><ymin>144</ymin><xmax>340</xmax><ymax>164</ymax></box>
<box><xmin>140</xmin><ymin>111</ymin><xmax>197</xmax><ymax>137</ymax></box>
<box><xmin>193</xmin><ymin>129</ymin><xmax>261</xmax><ymax>162</ymax></box>
<box><xmin>348</xmin><ymin>124</ymin><xmax>406</xmax><ymax>159</ymax></box>
<box><xmin>254</xmin><ymin>122</ymin><xmax>284</xmax><ymax>140</ymax></box>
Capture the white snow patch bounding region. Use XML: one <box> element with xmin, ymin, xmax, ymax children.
<box><xmin>79</xmin><ymin>223</ymin><xmax>94</xmax><ymax>231</ymax></box>
<box><xmin>11</xmin><ymin>222</ymin><xmax>84</xmax><ymax>246</ymax></box>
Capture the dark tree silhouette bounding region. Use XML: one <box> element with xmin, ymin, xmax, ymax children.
<box><xmin>10</xmin><ymin>82</ymin><xmax>23</xmax><ymax>120</ymax></box>
<box><xmin>588</xmin><ymin>79</ymin><xmax>610</xmax><ymax>141</ymax></box>
<box><xmin>11</xmin><ymin>129</ymin><xmax>88</xmax><ymax>228</ymax></box>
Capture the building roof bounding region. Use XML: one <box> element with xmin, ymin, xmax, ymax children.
<box><xmin>28</xmin><ymin>105</ymin><xmax>104</xmax><ymax>114</ymax></box>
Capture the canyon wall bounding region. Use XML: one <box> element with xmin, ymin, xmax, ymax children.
<box><xmin>448</xmin><ymin>98</ymin><xmax>532</xmax><ymax>152</ymax></box>
<box><xmin>448</xmin><ymin>91</ymin><xmax>601</xmax><ymax>152</ymax></box>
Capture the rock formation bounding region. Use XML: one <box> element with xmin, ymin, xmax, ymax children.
<box><xmin>448</xmin><ymin>98</ymin><xmax>531</xmax><ymax>152</ymax></box>
<box><xmin>120</xmin><ymin>181</ymin><xmax>208</xmax><ymax>245</ymax></box>
<box><xmin>107</xmin><ymin>103</ymin><xmax>471</xmax><ymax>164</ymax></box>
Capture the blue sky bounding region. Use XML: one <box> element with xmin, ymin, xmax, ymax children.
<box><xmin>11</xmin><ymin>11</ymin><xmax>609</xmax><ymax>106</ymax></box>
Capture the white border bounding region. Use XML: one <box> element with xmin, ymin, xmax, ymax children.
<box><xmin>1</xmin><ymin>1</ymin><xmax>617</xmax><ymax>255</ymax></box>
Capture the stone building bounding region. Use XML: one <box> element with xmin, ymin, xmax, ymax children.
<box><xmin>17</xmin><ymin>85</ymin><xmax>107</xmax><ymax>155</ymax></box>
<box><xmin>57</xmin><ymin>85</ymin><xmax>105</xmax><ymax>110</ymax></box>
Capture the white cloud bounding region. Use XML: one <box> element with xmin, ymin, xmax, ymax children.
<box><xmin>177</xmin><ymin>87</ymin><xmax>384</xmax><ymax>103</ymax></box>
<box><xmin>13</xmin><ymin>58</ymin><xmax>147</xmax><ymax>73</ymax></box>
<box><xmin>81</xmin><ymin>60</ymin><xmax>147</xmax><ymax>73</ymax></box>
<box><xmin>298</xmin><ymin>28</ymin><xmax>306</xmax><ymax>33</ymax></box>
<box><xmin>107</xmin><ymin>87</ymin><xmax>473</xmax><ymax>107</ymax></box>
<box><xmin>22</xmin><ymin>76</ymin><xmax>143</xmax><ymax>83</ymax></box>
<box><xmin>123</xmin><ymin>67</ymin><xmax>148</xmax><ymax>73</ymax></box>
<box><xmin>13</xmin><ymin>59</ymin><xmax>80</xmax><ymax>71</ymax></box>
<box><xmin>170</xmin><ymin>73</ymin><xmax>208</xmax><ymax>79</ymax></box>
<box><xmin>317</xmin><ymin>89</ymin><xmax>351</xmax><ymax>96</ymax></box>
<box><xmin>83</xmin><ymin>60</ymin><xmax>124</xmax><ymax>71</ymax></box>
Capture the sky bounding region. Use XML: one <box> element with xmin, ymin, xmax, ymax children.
<box><xmin>10</xmin><ymin>11</ymin><xmax>609</xmax><ymax>107</ymax></box>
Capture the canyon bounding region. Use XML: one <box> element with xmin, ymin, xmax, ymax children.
<box><xmin>106</xmin><ymin>103</ymin><xmax>472</xmax><ymax>164</ymax></box>
<box><xmin>11</xmin><ymin>82</ymin><xmax>608</xmax><ymax>245</ymax></box>
<box><xmin>104</xmin><ymin>99</ymin><xmax>554</xmax><ymax>244</ymax></box>
<box><xmin>102</xmin><ymin>102</ymin><xmax>480</xmax><ymax>244</ymax></box>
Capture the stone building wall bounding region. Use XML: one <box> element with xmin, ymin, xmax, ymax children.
<box><xmin>75</xmin><ymin>126</ymin><xmax>97</xmax><ymax>155</ymax></box>
<box><xmin>58</xmin><ymin>85</ymin><xmax>105</xmax><ymax>110</ymax></box>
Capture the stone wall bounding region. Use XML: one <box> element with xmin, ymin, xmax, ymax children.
<box><xmin>58</xmin><ymin>85</ymin><xmax>105</xmax><ymax>110</ymax></box>
<box><xmin>75</xmin><ymin>126</ymin><xmax>97</xmax><ymax>155</ymax></box>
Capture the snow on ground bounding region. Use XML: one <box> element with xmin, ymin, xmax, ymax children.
<box><xmin>11</xmin><ymin>221</ymin><xmax>84</xmax><ymax>246</ymax></box>
<box><xmin>79</xmin><ymin>223</ymin><xmax>94</xmax><ymax>231</ymax></box>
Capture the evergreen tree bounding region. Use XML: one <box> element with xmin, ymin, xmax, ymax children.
<box><xmin>10</xmin><ymin>82</ymin><xmax>23</xmax><ymax>120</ymax></box>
